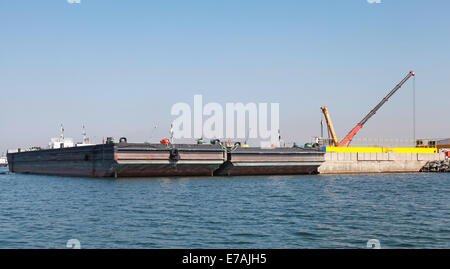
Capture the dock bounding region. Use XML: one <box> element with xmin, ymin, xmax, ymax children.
<box><xmin>318</xmin><ymin>151</ymin><xmax>446</xmax><ymax>174</ymax></box>
<box><xmin>317</xmin><ymin>138</ymin><xmax>447</xmax><ymax>174</ymax></box>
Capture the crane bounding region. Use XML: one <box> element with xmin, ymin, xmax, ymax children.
<box><xmin>338</xmin><ymin>71</ymin><xmax>415</xmax><ymax>147</ymax></box>
<box><xmin>320</xmin><ymin>106</ymin><xmax>339</xmax><ymax>146</ymax></box>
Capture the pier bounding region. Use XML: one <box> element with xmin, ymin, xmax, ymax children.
<box><xmin>317</xmin><ymin>138</ymin><xmax>447</xmax><ymax>174</ymax></box>
<box><xmin>318</xmin><ymin>151</ymin><xmax>446</xmax><ymax>174</ymax></box>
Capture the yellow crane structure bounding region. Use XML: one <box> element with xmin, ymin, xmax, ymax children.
<box><xmin>320</xmin><ymin>106</ymin><xmax>339</xmax><ymax>147</ymax></box>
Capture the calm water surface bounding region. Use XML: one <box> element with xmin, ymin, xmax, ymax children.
<box><xmin>0</xmin><ymin>167</ymin><xmax>449</xmax><ymax>249</ymax></box>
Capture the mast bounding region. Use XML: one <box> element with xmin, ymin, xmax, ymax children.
<box><xmin>82</xmin><ymin>125</ymin><xmax>89</xmax><ymax>144</ymax></box>
<box><xmin>60</xmin><ymin>124</ymin><xmax>65</xmax><ymax>140</ymax></box>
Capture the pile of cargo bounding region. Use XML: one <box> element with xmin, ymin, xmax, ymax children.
<box><xmin>420</xmin><ymin>160</ymin><xmax>450</xmax><ymax>173</ymax></box>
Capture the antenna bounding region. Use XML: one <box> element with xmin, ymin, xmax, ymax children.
<box><xmin>170</xmin><ymin>123</ymin><xmax>174</xmax><ymax>144</ymax></box>
<box><xmin>60</xmin><ymin>124</ymin><xmax>65</xmax><ymax>140</ymax></box>
<box><xmin>149</xmin><ymin>123</ymin><xmax>158</xmax><ymax>141</ymax></box>
<box><xmin>320</xmin><ymin>117</ymin><xmax>324</xmax><ymax>138</ymax></box>
<box><xmin>278</xmin><ymin>129</ymin><xmax>281</xmax><ymax>147</ymax></box>
<box><xmin>82</xmin><ymin>124</ymin><xmax>89</xmax><ymax>144</ymax></box>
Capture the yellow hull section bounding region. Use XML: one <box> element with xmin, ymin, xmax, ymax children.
<box><xmin>325</xmin><ymin>147</ymin><xmax>437</xmax><ymax>154</ymax></box>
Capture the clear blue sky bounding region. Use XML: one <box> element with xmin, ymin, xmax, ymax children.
<box><xmin>1</xmin><ymin>0</ymin><xmax>449</xmax><ymax>152</ymax></box>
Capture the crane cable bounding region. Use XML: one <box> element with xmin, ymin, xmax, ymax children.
<box><xmin>413</xmin><ymin>75</ymin><xmax>416</xmax><ymax>143</ymax></box>
<box><xmin>320</xmin><ymin>111</ymin><xmax>324</xmax><ymax>138</ymax></box>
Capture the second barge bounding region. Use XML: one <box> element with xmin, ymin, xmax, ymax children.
<box><xmin>215</xmin><ymin>147</ymin><xmax>323</xmax><ymax>176</ymax></box>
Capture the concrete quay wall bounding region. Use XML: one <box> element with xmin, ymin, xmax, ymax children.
<box><xmin>318</xmin><ymin>152</ymin><xmax>446</xmax><ymax>174</ymax></box>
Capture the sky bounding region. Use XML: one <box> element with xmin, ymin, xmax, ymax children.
<box><xmin>1</xmin><ymin>0</ymin><xmax>449</xmax><ymax>153</ymax></box>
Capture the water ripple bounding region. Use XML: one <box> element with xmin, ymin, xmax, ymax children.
<box><xmin>0</xmin><ymin>168</ymin><xmax>449</xmax><ymax>248</ymax></box>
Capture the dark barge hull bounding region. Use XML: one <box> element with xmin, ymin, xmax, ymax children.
<box><xmin>114</xmin><ymin>143</ymin><xmax>226</xmax><ymax>177</ymax></box>
<box><xmin>7</xmin><ymin>143</ymin><xmax>324</xmax><ymax>178</ymax></box>
<box><xmin>215</xmin><ymin>147</ymin><xmax>324</xmax><ymax>176</ymax></box>
<box><xmin>8</xmin><ymin>144</ymin><xmax>116</xmax><ymax>177</ymax></box>
<box><xmin>7</xmin><ymin>143</ymin><xmax>226</xmax><ymax>177</ymax></box>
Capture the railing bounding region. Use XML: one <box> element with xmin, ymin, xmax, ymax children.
<box><xmin>318</xmin><ymin>137</ymin><xmax>439</xmax><ymax>148</ymax></box>
<box><xmin>7</xmin><ymin>147</ymin><xmax>43</xmax><ymax>154</ymax></box>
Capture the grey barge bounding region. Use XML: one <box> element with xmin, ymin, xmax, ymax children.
<box><xmin>215</xmin><ymin>147</ymin><xmax>323</xmax><ymax>176</ymax></box>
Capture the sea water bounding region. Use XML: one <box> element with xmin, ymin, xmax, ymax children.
<box><xmin>0</xmin><ymin>167</ymin><xmax>448</xmax><ymax>249</ymax></box>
